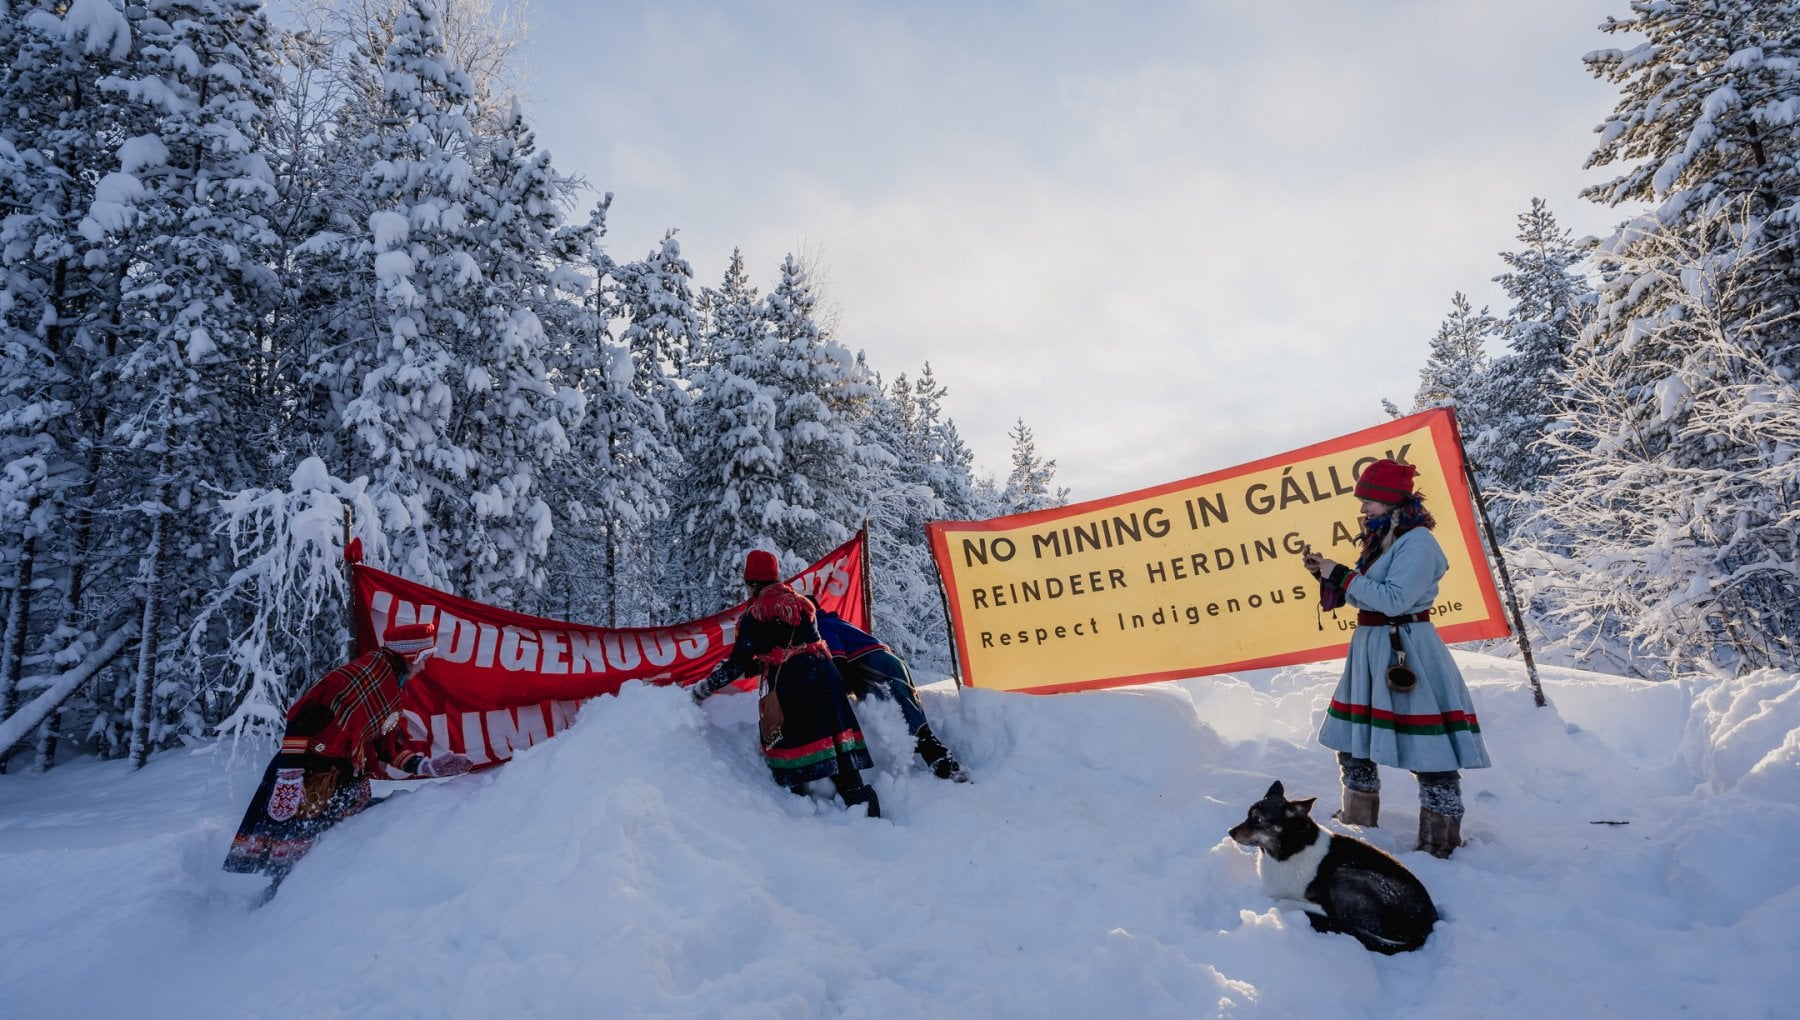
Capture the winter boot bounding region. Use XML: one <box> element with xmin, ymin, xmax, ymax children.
<box><xmin>832</xmin><ymin>772</ymin><xmax>881</xmax><ymax>818</ymax></box>
<box><xmin>915</xmin><ymin>726</ymin><xmax>970</xmax><ymax>783</ymax></box>
<box><xmin>1333</xmin><ymin>786</ymin><xmax>1379</xmax><ymax>828</ymax></box>
<box><xmin>1417</xmin><ymin>809</ymin><xmax>1462</xmax><ymax>858</ymax></box>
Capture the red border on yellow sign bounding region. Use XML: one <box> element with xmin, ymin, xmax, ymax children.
<box><xmin>927</xmin><ymin>409</ymin><xmax>1509</xmax><ymax>694</ymax></box>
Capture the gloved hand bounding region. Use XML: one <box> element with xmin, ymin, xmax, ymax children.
<box><xmin>691</xmin><ymin>682</ymin><xmax>712</xmax><ymax>705</ymax></box>
<box><xmin>417</xmin><ymin>752</ymin><xmax>474</xmax><ymax>778</ymax></box>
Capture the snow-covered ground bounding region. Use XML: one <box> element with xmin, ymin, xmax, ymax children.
<box><xmin>3</xmin><ymin>652</ymin><xmax>1797</xmax><ymax>1018</ymax></box>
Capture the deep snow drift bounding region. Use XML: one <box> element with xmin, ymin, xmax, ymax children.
<box><xmin>2</xmin><ymin>652</ymin><xmax>1797</xmax><ymax>1018</ymax></box>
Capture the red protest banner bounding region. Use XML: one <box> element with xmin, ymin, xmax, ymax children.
<box><xmin>351</xmin><ymin>533</ymin><xmax>869</xmax><ymax>773</ymax></box>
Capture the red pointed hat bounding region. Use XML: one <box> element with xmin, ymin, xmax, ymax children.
<box><xmin>743</xmin><ymin>549</ymin><xmax>780</xmax><ymax>583</ymax></box>
<box><xmin>1354</xmin><ymin>459</ymin><xmax>1418</xmax><ymax>503</ymax></box>
<box><xmin>383</xmin><ymin>621</ymin><xmax>437</xmax><ymax>656</ymax></box>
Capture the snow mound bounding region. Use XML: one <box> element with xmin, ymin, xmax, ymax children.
<box><xmin>2</xmin><ymin>656</ymin><xmax>1799</xmax><ymax>1017</ymax></box>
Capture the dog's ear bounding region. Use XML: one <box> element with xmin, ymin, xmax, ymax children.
<box><xmin>1289</xmin><ymin>797</ymin><xmax>1316</xmax><ymax>817</ymax></box>
<box><xmin>1264</xmin><ymin>780</ymin><xmax>1284</xmax><ymax>799</ymax></box>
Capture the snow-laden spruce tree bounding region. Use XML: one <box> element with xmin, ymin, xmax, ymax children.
<box><xmin>1469</xmin><ymin>201</ymin><xmax>1593</xmax><ymax>488</ymax></box>
<box><xmin>1583</xmin><ymin>0</ymin><xmax>1800</xmax><ymax>374</ymax></box>
<box><xmin>673</xmin><ymin>250</ymin><xmax>784</xmax><ymax>614</ymax></box>
<box><xmin>1412</xmin><ymin>291</ymin><xmax>1496</xmax><ymax>414</ymax></box>
<box><xmin>536</xmin><ymin>197</ymin><xmax>683</xmax><ymax>625</ymax></box>
<box><xmin>72</xmin><ymin>0</ymin><xmax>285</xmax><ymax>766</ymax></box>
<box><xmin>1521</xmin><ymin>205</ymin><xmax>1800</xmax><ymax>678</ymax></box>
<box><xmin>999</xmin><ymin>418</ymin><xmax>1067</xmax><ymax>515</ymax></box>
<box><xmin>448</xmin><ymin>102</ymin><xmax>581</xmax><ymax>606</ymax></box>
<box><xmin>1460</xmin><ymin>200</ymin><xmax>1596</xmax><ymax>542</ymax></box>
<box><xmin>760</xmin><ymin>253</ymin><xmax>886</xmax><ymax>565</ymax></box>
<box><xmin>605</xmin><ymin>229</ymin><xmax>700</xmax><ymax>622</ymax></box>
<box><xmin>318</xmin><ymin>0</ymin><xmax>564</xmax><ymax>602</ymax></box>
<box><xmin>0</xmin><ymin>0</ymin><xmax>142</xmax><ymax>770</ymax></box>
<box><xmin>1522</xmin><ymin>2</ymin><xmax>1800</xmax><ymax>678</ymax></box>
<box><xmin>315</xmin><ymin>0</ymin><xmax>533</xmax><ymax>144</ymax></box>
<box><xmin>854</xmin><ymin>369</ymin><xmax>959</xmax><ymax>674</ymax></box>
<box><xmin>914</xmin><ymin>362</ymin><xmax>991</xmax><ymax>523</ymax></box>
<box><xmin>189</xmin><ymin>459</ymin><xmax>389</xmax><ymax>750</ymax></box>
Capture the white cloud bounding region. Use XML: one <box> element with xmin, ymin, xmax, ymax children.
<box><xmin>523</xmin><ymin>0</ymin><xmax>1631</xmax><ymax>500</ymax></box>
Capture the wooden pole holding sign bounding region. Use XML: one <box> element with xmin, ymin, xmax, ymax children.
<box><xmin>1447</xmin><ymin>414</ymin><xmax>1548</xmax><ymax>708</ymax></box>
<box><xmin>860</xmin><ymin>521</ymin><xmax>875</xmax><ymax>634</ymax></box>
<box><xmin>342</xmin><ymin>504</ymin><xmax>358</xmax><ymax>661</ymax></box>
<box><xmin>934</xmin><ymin>561</ymin><xmax>963</xmax><ymax>688</ymax></box>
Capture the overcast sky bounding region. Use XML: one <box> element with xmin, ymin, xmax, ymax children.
<box><xmin>514</xmin><ymin>0</ymin><xmax>1634</xmax><ymax>502</ymax></box>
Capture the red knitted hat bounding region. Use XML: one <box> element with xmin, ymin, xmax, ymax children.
<box><xmin>1354</xmin><ymin>459</ymin><xmax>1418</xmax><ymax>503</ymax></box>
<box><xmin>383</xmin><ymin>621</ymin><xmax>437</xmax><ymax>657</ymax></box>
<box><xmin>743</xmin><ymin>549</ymin><xmax>780</xmax><ymax>583</ymax></box>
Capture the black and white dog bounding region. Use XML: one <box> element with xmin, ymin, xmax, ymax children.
<box><xmin>1228</xmin><ymin>780</ymin><xmax>1438</xmax><ymax>954</ymax></box>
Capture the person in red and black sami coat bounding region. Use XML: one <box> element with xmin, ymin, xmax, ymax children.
<box><xmin>690</xmin><ymin>551</ymin><xmax>881</xmax><ymax>817</ymax></box>
<box><xmin>223</xmin><ymin>622</ymin><xmax>473</xmax><ymax>892</ymax></box>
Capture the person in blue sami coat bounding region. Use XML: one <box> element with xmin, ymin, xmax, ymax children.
<box><xmin>809</xmin><ymin>598</ymin><xmax>968</xmax><ymax>782</ymax></box>
<box><xmin>1302</xmin><ymin>458</ymin><xmax>1491</xmax><ymax>858</ymax></box>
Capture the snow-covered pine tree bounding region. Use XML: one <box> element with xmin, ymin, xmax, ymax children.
<box><xmin>537</xmin><ymin>197</ymin><xmax>681</xmax><ymax>624</ymax></box>
<box><xmin>1583</xmin><ymin>0</ymin><xmax>1800</xmax><ymax>374</ymax></box>
<box><xmin>1412</xmin><ymin>291</ymin><xmax>1495</xmax><ymax>414</ymax></box>
<box><xmin>74</xmin><ymin>0</ymin><xmax>285</xmax><ymax>766</ymax></box>
<box><xmin>190</xmin><ymin>458</ymin><xmax>389</xmax><ymax>749</ymax></box>
<box><xmin>1471</xmin><ymin>200</ymin><xmax>1593</xmax><ymax>489</ymax></box>
<box><xmin>855</xmin><ymin>369</ymin><xmax>956</xmax><ymax>674</ymax></box>
<box><xmin>0</xmin><ymin>0</ymin><xmax>141</xmax><ymax>769</ymax></box>
<box><xmin>1460</xmin><ymin>200</ymin><xmax>1596</xmax><ymax>542</ymax></box>
<box><xmin>999</xmin><ymin>418</ymin><xmax>1067</xmax><ymax>515</ymax></box>
<box><xmin>606</xmin><ymin>229</ymin><xmax>700</xmax><ymax>622</ymax></box>
<box><xmin>1524</xmin><ymin>204</ymin><xmax>1800</xmax><ymax>678</ymax></box>
<box><xmin>759</xmin><ymin>253</ymin><xmax>885</xmax><ymax>566</ymax></box>
<box><xmin>1525</xmin><ymin>4</ymin><xmax>1800</xmax><ymax>678</ymax></box>
<box><xmin>451</xmin><ymin>102</ymin><xmax>583</xmax><ymax>606</ymax></box>
<box><xmin>323</xmin><ymin>0</ymin><xmax>564</xmax><ymax>602</ymax></box>
<box><xmin>913</xmin><ymin>362</ymin><xmax>990</xmax><ymax>523</ymax></box>
<box><xmin>673</xmin><ymin>249</ymin><xmax>782</xmax><ymax>613</ymax></box>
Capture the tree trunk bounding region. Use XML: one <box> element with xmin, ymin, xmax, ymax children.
<box><xmin>32</xmin><ymin>712</ymin><xmax>58</xmax><ymax>772</ymax></box>
<box><xmin>0</xmin><ymin>624</ymin><xmax>136</xmax><ymax>752</ymax></box>
<box><xmin>128</xmin><ymin>466</ymin><xmax>171</xmax><ymax>770</ymax></box>
<box><xmin>0</xmin><ymin>527</ymin><xmax>37</xmax><ymax>772</ymax></box>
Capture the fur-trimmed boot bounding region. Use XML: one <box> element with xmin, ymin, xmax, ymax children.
<box><xmin>1417</xmin><ymin>809</ymin><xmax>1461</xmax><ymax>858</ymax></box>
<box><xmin>1333</xmin><ymin>786</ymin><xmax>1379</xmax><ymax>827</ymax></box>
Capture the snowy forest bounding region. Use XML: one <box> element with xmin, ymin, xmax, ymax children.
<box><xmin>1399</xmin><ymin>2</ymin><xmax>1800</xmax><ymax>688</ymax></box>
<box><xmin>2</xmin><ymin>0</ymin><xmax>1797</xmax><ymax>777</ymax></box>
<box><xmin>0</xmin><ymin>0</ymin><xmax>1070</xmax><ymax>772</ymax></box>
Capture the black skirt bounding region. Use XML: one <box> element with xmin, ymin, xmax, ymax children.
<box><xmin>759</xmin><ymin>653</ymin><xmax>874</xmax><ymax>786</ymax></box>
<box><xmin>222</xmin><ymin>754</ymin><xmax>371</xmax><ymax>878</ymax></box>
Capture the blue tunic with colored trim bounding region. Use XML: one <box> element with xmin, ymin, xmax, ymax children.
<box><xmin>1316</xmin><ymin>527</ymin><xmax>1492</xmax><ymax>773</ymax></box>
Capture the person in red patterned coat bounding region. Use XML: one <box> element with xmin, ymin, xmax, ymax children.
<box><xmin>690</xmin><ymin>550</ymin><xmax>881</xmax><ymax>817</ymax></box>
<box><xmin>223</xmin><ymin>622</ymin><xmax>472</xmax><ymax>895</ymax></box>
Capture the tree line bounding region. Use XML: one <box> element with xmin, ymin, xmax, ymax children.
<box><xmin>0</xmin><ymin>0</ymin><xmax>1066</xmax><ymax>771</ymax></box>
<box><xmin>1397</xmin><ymin>2</ymin><xmax>1800</xmax><ymax>682</ymax></box>
<box><xmin>8</xmin><ymin>0</ymin><xmax>1793</xmax><ymax>773</ymax></box>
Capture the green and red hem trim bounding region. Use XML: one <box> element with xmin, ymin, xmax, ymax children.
<box><xmin>1327</xmin><ymin>700</ymin><xmax>1481</xmax><ymax>736</ymax></box>
<box><xmin>766</xmin><ymin>729</ymin><xmax>869</xmax><ymax>771</ymax></box>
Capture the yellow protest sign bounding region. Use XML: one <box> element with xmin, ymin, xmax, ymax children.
<box><xmin>926</xmin><ymin>409</ymin><xmax>1509</xmax><ymax>693</ymax></box>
